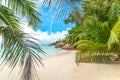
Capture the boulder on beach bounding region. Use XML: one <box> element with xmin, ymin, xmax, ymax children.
<box><xmin>49</xmin><ymin>43</ymin><xmax>55</xmax><ymax>46</ymax></box>
<box><xmin>62</xmin><ymin>44</ymin><xmax>75</xmax><ymax>50</ymax></box>
<box><xmin>55</xmin><ymin>42</ymin><xmax>65</xmax><ymax>48</ymax></box>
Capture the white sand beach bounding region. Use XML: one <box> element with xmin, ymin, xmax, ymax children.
<box><xmin>1</xmin><ymin>50</ymin><xmax>120</xmax><ymax>80</ymax></box>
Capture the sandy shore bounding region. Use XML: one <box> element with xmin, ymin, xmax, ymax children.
<box><xmin>1</xmin><ymin>50</ymin><xmax>120</xmax><ymax>80</ymax></box>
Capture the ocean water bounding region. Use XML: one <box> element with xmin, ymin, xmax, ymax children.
<box><xmin>39</xmin><ymin>44</ymin><xmax>61</xmax><ymax>56</ymax></box>
<box><xmin>0</xmin><ymin>44</ymin><xmax>61</xmax><ymax>56</ymax></box>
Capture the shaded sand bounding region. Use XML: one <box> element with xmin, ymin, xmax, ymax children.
<box><xmin>1</xmin><ymin>50</ymin><xmax>120</xmax><ymax>80</ymax></box>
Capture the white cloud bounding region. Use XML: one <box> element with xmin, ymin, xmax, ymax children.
<box><xmin>21</xmin><ymin>23</ymin><xmax>68</xmax><ymax>44</ymax></box>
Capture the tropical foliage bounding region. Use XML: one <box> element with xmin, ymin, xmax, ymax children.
<box><xmin>62</xmin><ymin>0</ymin><xmax>120</xmax><ymax>63</ymax></box>
<box><xmin>0</xmin><ymin>0</ymin><xmax>43</xmax><ymax>80</ymax></box>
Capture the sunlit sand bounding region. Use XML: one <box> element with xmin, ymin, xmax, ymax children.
<box><xmin>1</xmin><ymin>50</ymin><xmax>120</xmax><ymax>80</ymax></box>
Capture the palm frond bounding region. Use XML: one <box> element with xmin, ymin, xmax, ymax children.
<box><xmin>73</xmin><ymin>40</ymin><xmax>114</xmax><ymax>63</ymax></box>
<box><xmin>78</xmin><ymin>17</ymin><xmax>110</xmax><ymax>43</ymax></box>
<box><xmin>43</xmin><ymin>0</ymin><xmax>82</xmax><ymax>7</ymax></box>
<box><xmin>3</xmin><ymin>0</ymin><xmax>41</xmax><ymax>27</ymax></box>
<box><xmin>0</xmin><ymin>26</ymin><xmax>45</xmax><ymax>80</ymax></box>
<box><xmin>76</xmin><ymin>51</ymin><xmax>114</xmax><ymax>64</ymax></box>
<box><xmin>42</xmin><ymin>0</ymin><xmax>82</xmax><ymax>21</ymax></box>
<box><xmin>0</xmin><ymin>4</ymin><xmax>44</xmax><ymax>80</ymax></box>
<box><xmin>0</xmin><ymin>4</ymin><xmax>20</xmax><ymax>30</ymax></box>
<box><xmin>107</xmin><ymin>0</ymin><xmax>120</xmax><ymax>27</ymax></box>
<box><xmin>73</xmin><ymin>40</ymin><xmax>107</xmax><ymax>51</ymax></box>
<box><xmin>21</xmin><ymin>52</ymin><xmax>42</xmax><ymax>80</ymax></box>
<box><xmin>108</xmin><ymin>19</ymin><xmax>120</xmax><ymax>49</ymax></box>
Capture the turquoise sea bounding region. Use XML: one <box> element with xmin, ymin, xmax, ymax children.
<box><xmin>39</xmin><ymin>44</ymin><xmax>61</xmax><ymax>56</ymax></box>
<box><xmin>0</xmin><ymin>44</ymin><xmax>61</xmax><ymax>56</ymax></box>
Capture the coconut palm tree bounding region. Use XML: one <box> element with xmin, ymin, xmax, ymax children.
<box><xmin>70</xmin><ymin>0</ymin><xmax>120</xmax><ymax>63</ymax></box>
<box><xmin>0</xmin><ymin>0</ymin><xmax>44</xmax><ymax>80</ymax></box>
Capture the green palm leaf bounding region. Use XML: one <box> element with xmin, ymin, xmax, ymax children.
<box><xmin>74</xmin><ymin>40</ymin><xmax>107</xmax><ymax>52</ymax></box>
<box><xmin>76</xmin><ymin>51</ymin><xmax>114</xmax><ymax>64</ymax></box>
<box><xmin>0</xmin><ymin>3</ymin><xmax>44</xmax><ymax>80</ymax></box>
<box><xmin>108</xmin><ymin>19</ymin><xmax>120</xmax><ymax>49</ymax></box>
<box><xmin>3</xmin><ymin>0</ymin><xmax>41</xmax><ymax>27</ymax></box>
<box><xmin>0</xmin><ymin>4</ymin><xmax>20</xmax><ymax>29</ymax></box>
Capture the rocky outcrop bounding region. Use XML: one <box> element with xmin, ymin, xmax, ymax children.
<box><xmin>55</xmin><ymin>42</ymin><xmax>65</xmax><ymax>48</ymax></box>
<box><xmin>49</xmin><ymin>43</ymin><xmax>55</xmax><ymax>46</ymax></box>
<box><xmin>62</xmin><ymin>44</ymin><xmax>75</xmax><ymax>50</ymax></box>
<box><xmin>54</xmin><ymin>42</ymin><xmax>76</xmax><ymax>50</ymax></box>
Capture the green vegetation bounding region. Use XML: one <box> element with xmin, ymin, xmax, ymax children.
<box><xmin>0</xmin><ymin>0</ymin><xmax>43</xmax><ymax>80</ymax></box>
<box><xmin>63</xmin><ymin>0</ymin><xmax>120</xmax><ymax>63</ymax></box>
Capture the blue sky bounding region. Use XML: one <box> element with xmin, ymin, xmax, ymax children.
<box><xmin>34</xmin><ymin>4</ymin><xmax>75</xmax><ymax>34</ymax></box>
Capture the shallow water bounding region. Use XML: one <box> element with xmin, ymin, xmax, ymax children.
<box><xmin>39</xmin><ymin>44</ymin><xmax>61</xmax><ymax>56</ymax></box>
